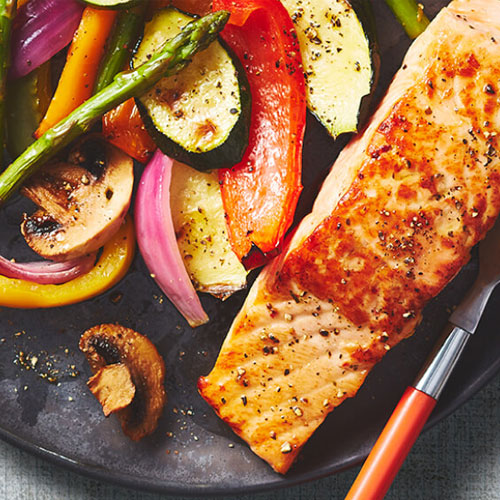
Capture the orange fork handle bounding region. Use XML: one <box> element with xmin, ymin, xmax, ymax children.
<box><xmin>345</xmin><ymin>387</ymin><xmax>437</xmax><ymax>500</ymax></box>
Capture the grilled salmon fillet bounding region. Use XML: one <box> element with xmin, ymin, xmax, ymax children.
<box><xmin>198</xmin><ymin>0</ymin><xmax>500</xmax><ymax>474</ymax></box>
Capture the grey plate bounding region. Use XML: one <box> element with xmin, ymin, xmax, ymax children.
<box><xmin>1</xmin><ymin>0</ymin><xmax>499</xmax><ymax>496</ymax></box>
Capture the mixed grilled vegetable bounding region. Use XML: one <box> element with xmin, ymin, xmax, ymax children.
<box><xmin>280</xmin><ymin>0</ymin><xmax>377</xmax><ymax>138</ymax></box>
<box><xmin>134</xmin><ymin>7</ymin><xmax>251</xmax><ymax>171</ymax></box>
<box><xmin>385</xmin><ymin>0</ymin><xmax>429</xmax><ymax>38</ymax></box>
<box><xmin>0</xmin><ymin>0</ymin><xmax>16</xmax><ymax>153</ymax></box>
<box><xmin>0</xmin><ymin>0</ymin><xmax>426</xmax><ymax>327</ymax></box>
<box><xmin>0</xmin><ymin>217</ymin><xmax>134</xmax><ymax>308</ymax></box>
<box><xmin>0</xmin><ymin>7</ymin><xmax>230</xmax><ymax>205</ymax></box>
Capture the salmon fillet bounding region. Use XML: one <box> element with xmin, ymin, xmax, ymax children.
<box><xmin>198</xmin><ymin>0</ymin><xmax>500</xmax><ymax>474</ymax></box>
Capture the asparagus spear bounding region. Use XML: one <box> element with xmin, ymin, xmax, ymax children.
<box><xmin>95</xmin><ymin>6</ymin><xmax>146</xmax><ymax>93</ymax></box>
<box><xmin>0</xmin><ymin>10</ymin><xmax>229</xmax><ymax>206</ymax></box>
<box><xmin>384</xmin><ymin>0</ymin><xmax>430</xmax><ymax>39</ymax></box>
<box><xmin>0</xmin><ymin>0</ymin><xmax>16</xmax><ymax>158</ymax></box>
<box><xmin>6</xmin><ymin>62</ymin><xmax>51</xmax><ymax>158</ymax></box>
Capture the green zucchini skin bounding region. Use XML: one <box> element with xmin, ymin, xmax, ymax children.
<box><xmin>135</xmin><ymin>45</ymin><xmax>251</xmax><ymax>171</ymax></box>
<box><xmin>348</xmin><ymin>0</ymin><xmax>380</xmax><ymax>132</ymax></box>
<box><xmin>134</xmin><ymin>8</ymin><xmax>251</xmax><ymax>172</ymax></box>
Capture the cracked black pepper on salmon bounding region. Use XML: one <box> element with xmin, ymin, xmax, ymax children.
<box><xmin>198</xmin><ymin>0</ymin><xmax>500</xmax><ymax>474</ymax></box>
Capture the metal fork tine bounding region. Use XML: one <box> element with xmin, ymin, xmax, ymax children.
<box><xmin>450</xmin><ymin>215</ymin><xmax>500</xmax><ymax>334</ymax></box>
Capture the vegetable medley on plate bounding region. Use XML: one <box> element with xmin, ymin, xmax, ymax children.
<box><xmin>0</xmin><ymin>0</ymin><xmax>380</xmax><ymax>322</ymax></box>
<box><xmin>6</xmin><ymin>0</ymin><xmax>498</xmax><ymax>479</ymax></box>
<box><xmin>0</xmin><ymin>0</ymin><xmax>382</xmax><ymax>449</ymax></box>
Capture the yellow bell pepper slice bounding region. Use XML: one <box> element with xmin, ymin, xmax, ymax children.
<box><xmin>0</xmin><ymin>217</ymin><xmax>135</xmax><ymax>308</ymax></box>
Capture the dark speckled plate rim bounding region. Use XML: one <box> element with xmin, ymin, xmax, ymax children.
<box><xmin>0</xmin><ymin>358</ymin><xmax>498</xmax><ymax>497</ymax></box>
<box><xmin>1</xmin><ymin>0</ymin><xmax>498</xmax><ymax>496</ymax></box>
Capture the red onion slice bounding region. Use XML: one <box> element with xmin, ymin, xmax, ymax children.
<box><xmin>10</xmin><ymin>0</ymin><xmax>84</xmax><ymax>79</ymax></box>
<box><xmin>135</xmin><ymin>150</ymin><xmax>209</xmax><ymax>328</ymax></box>
<box><xmin>0</xmin><ymin>253</ymin><xmax>96</xmax><ymax>284</ymax></box>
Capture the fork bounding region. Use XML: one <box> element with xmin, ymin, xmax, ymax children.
<box><xmin>345</xmin><ymin>216</ymin><xmax>500</xmax><ymax>500</ymax></box>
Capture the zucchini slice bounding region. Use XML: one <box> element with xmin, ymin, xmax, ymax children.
<box><xmin>79</xmin><ymin>0</ymin><xmax>140</xmax><ymax>8</ymax></box>
<box><xmin>280</xmin><ymin>0</ymin><xmax>378</xmax><ymax>138</ymax></box>
<box><xmin>170</xmin><ymin>160</ymin><xmax>247</xmax><ymax>299</ymax></box>
<box><xmin>134</xmin><ymin>8</ymin><xmax>251</xmax><ymax>171</ymax></box>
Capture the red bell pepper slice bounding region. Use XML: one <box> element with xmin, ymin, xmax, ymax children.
<box><xmin>213</xmin><ymin>0</ymin><xmax>306</xmax><ymax>269</ymax></box>
<box><xmin>102</xmin><ymin>98</ymin><xmax>157</xmax><ymax>164</ymax></box>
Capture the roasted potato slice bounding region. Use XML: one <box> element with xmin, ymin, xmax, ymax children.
<box><xmin>170</xmin><ymin>160</ymin><xmax>247</xmax><ymax>299</ymax></box>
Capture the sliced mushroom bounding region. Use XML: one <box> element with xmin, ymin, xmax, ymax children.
<box><xmin>87</xmin><ymin>363</ymin><xmax>136</xmax><ymax>417</ymax></box>
<box><xmin>80</xmin><ymin>324</ymin><xmax>166</xmax><ymax>441</ymax></box>
<box><xmin>21</xmin><ymin>137</ymin><xmax>134</xmax><ymax>261</ymax></box>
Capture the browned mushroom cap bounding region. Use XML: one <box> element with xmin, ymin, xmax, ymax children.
<box><xmin>21</xmin><ymin>137</ymin><xmax>134</xmax><ymax>261</ymax></box>
<box><xmin>80</xmin><ymin>324</ymin><xmax>166</xmax><ymax>441</ymax></box>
